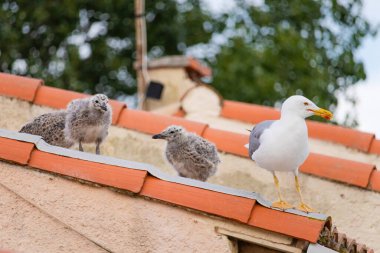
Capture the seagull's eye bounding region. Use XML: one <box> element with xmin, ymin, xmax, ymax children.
<box><xmin>169</xmin><ymin>131</ymin><xmax>174</xmax><ymax>134</ymax></box>
<box><xmin>95</xmin><ymin>100</ymin><xmax>99</xmax><ymax>103</ymax></box>
<box><xmin>304</xmin><ymin>102</ymin><xmax>309</xmax><ymax>106</ymax></box>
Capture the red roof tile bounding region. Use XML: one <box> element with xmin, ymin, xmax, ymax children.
<box><xmin>28</xmin><ymin>150</ymin><xmax>147</xmax><ymax>193</ymax></box>
<box><xmin>369</xmin><ymin>170</ymin><xmax>380</xmax><ymax>192</ymax></box>
<box><xmin>146</xmin><ymin>56</ymin><xmax>212</xmax><ymax>77</ymax></box>
<box><xmin>221</xmin><ymin>100</ymin><xmax>280</xmax><ymax>123</ymax></box>
<box><xmin>0</xmin><ymin>137</ymin><xmax>34</xmax><ymax>165</ymax></box>
<box><xmin>34</xmin><ymin>85</ymin><xmax>88</xmax><ymax>109</ymax></box>
<box><xmin>187</xmin><ymin>57</ymin><xmax>212</xmax><ymax>77</ymax></box>
<box><xmin>248</xmin><ymin>205</ymin><xmax>325</xmax><ymax>243</ymax></box>
<box><xmin>369</xmin><ymin>139</ymin><xmax>380</xmax><ymax>155</ymax></box>
<box><xmin>117</xmin><ymin>108</ymin><xmax>208</xmax><ymax>136</ymax></box>
<box><xmin>140</xmin><ymin>176</ymin><xmax>255</xmax><ymax>223</ymax></box>
<box><xmin>301</xmin><ymin>153</ymin><xmax>375</xmax><ymax>188</ymax></box>
<box><xmin>202</xmin><ymin>127</ymin><xmax>248</xmax><ymax>157</ymax></box>
<box><xmin>0</xmin><ymin>73</ymin><xmax>42</xmax><ymax>101</ymax></box>
<box><xmin>307</xmin><ymin>121</ymin><xmax>374</xmax><ymax>152</ymax></box>
<box><xmin>172</xmin><ymin>109</ymin><xmax>186</xmax><ymax>117</ymax></box>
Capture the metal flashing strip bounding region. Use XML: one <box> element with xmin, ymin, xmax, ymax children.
<box><xmin>0</xmin><ymin>129</ymin><xmax>328</xmax><ymax>221</ymax></box>
<box><xmin>307</xmin><ymin>244</ymin><xmax>338</xmax><ymax>253</ymax></box>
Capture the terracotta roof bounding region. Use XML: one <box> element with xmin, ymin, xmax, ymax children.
<box><xmin>0</xmin><ymin>72</ymin><xmax>376</xmax><ymax>251</ymax></box>
<box><xmin>1</xmin><ymin>129</ymin><xmax>375</xmax><ymax>252</ymax></box>
<box><xmin>221</xmin><ymin>100</ymin><xmax>378</xmax><ymax>154</ymax></box>
<box><xmin>0</xmin><ymin>72</ymin><xmax>379</xmax><ymax>193</ymax></box>
<box><xmin>0</xmin><ymin>129</ymin><xmax>328</xmax><ymax>243</ymax></box>
<box><xmin>145</xmin><ymin>56</ymin><xmax>212</xmax><ymax>77</ymax></box>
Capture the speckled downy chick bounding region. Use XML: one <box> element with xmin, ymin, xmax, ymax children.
<box><xmin>152</xmin><ymin>125</ymin><xmax>220</xmax><ymax>181</ymax></box>
<box><xmin>65</xmin><ymin>94</ymin><xmax>112</xmax><ymax>155</ymax></box>
<box><xmin>20</xmin><ymin>111</ymin><xmax>74</xmax><ymax>148</ymax></box>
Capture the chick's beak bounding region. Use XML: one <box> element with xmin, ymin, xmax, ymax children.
<box><xmin>100</xmin><ymin>105</ymin><xmax>108</xmax><ymax>111</ymax></box>
<box><xmin>152</xmin><ymin>134</ymin><xmax>165</xmax><ymax>139</ymax></box>
<box><xmin>309</xmin><ymin>108</ymin><xmax>333</xmax><ymax>120</ymax></box>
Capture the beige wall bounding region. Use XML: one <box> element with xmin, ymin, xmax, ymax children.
<box><xmin>1</xmin><ymin>96</ymin><xmax>379</xmax><ymax>252</ymax></box>
<box><xmin>145</xmin><ymin>68</ymin><xmax>196</xmax><ymax>110</ymax></box>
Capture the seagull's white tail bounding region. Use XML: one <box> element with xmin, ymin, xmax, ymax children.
<box><xmin>244</xmin><ymin>144</ymin><xmax>249</xmax><ymax>149</ymax></box>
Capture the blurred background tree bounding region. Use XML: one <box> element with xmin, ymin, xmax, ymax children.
<box><xmin>0</xmin><ymin>0</ymin><xmax>215</xmax><ymax>99</ymax></box>
<box><xmin>0</xmin><ymin>0</ymin><xmax>374</xmax><ymax>121</ymax></box>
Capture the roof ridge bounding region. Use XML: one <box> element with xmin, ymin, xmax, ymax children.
<box><xmin>1</xmin><ymin>71</ymin><xmax>380</xmax><ymax>153</ymax></box>
<box><xmin>0</xmin><ymin>128</ymin><xmax>327</xmax><ymax>220</ymax></box>
<box><xmin>1</xmin><ymin>72</ymin><xmax>380</xmax><ymax>191</ymax></box>
<box><xmin>0</xmin><ymin>128</ymin><xmax>330</xmax><ymax>243</ymax></box>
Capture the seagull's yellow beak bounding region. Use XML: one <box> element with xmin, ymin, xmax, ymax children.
<box><xmin>309</xmin><ymin>108</ymin><xmax>333</xmax><ymax>120</ymax></box>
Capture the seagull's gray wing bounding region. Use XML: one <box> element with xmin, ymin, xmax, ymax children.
<box><xmin>248</xmin><ymin>120</ymin><xmax>275</xmax><ymax>159</ymax></box>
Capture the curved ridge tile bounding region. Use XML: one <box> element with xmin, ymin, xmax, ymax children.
<box><xmin>34</xmin><ymin>85</ymin><xmax>88</xmax><ymax>109</ymax></box>
<box><xmin>140</xmin><ymin>176</ymin><xmax>256</xmax><ymax>223</ymax></box>
<box><xmin>248</xmin><ymin>205</ymin><xmax>326</xmax><ymax>243</ymax></box>
<box><xmin>117</xmin><ymin>109</ymin><xmax>208</xmax><ymax>136</ymax></box>
<box><xmin>369</xmin><ymin>139</ymin><xmax>380</xmax><ymax>156</ymax></box>
<box><xmin>28</xmin><ymin>150</ymin><xmax>147</xmax><ymax>193</ymax></box>
<box><xmin>0</xmin><ymin>72</ymin><xmax>42</xmax><ymax>101</ymax></box>
<box><xmin>0</xmin><ymin>136</ymin><xmax>34</xmax><ymax>164</ymax></box>
<box><xmin>221</xmin><ymin>100</ymin><xmax>280</xmax><ymax>123</ymax></box>
<box><xmin>301</xmin><ymin>153</ymin><xmax>375</xmax><ymax>188</ymax></box>
<box><xmin>307</xmin><ymin>121</ymin><xmax>375</xmax><ymax>152</ymax></box>
<box><xmin>369</xmin><ymin>170</ymin><xmax>380</xmax><ymax>192</ymax></box>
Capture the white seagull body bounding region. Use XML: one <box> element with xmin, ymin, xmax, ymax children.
<box><xmin>246</xmin><ymin>95</ymin><xmax>333</xmax><ymax>212</ymax></box>
<box><xmin>252</xmin><ymin>117</ymin><xmax>309</xmax><ymax>172</ymax></box>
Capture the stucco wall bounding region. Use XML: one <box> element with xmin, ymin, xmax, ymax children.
<box><xmin>0</xmin><ymin>96</ymin><xmax>379</xmax><ymax>251</ymax></box>
<box><xmin>145</xmin><ymin>68</ymin><xmax>196</xmax><ymax>110</ymax></box>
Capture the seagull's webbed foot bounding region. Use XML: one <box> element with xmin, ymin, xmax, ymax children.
<box><xmin>272</xmin><ymin>200</ymin><xmax>293</xmax><ymax>210</ymax></box>
<box><xmin>297</xmin><ymin>202</ymin><xmax>314</xmax><ymax>213</ymax></box>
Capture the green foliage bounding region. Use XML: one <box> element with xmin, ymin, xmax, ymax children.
<box><xmin>209</xmin><ymin>0</ymin><xmax>374</xmax><ymax>113</ymax></box>
<box><xmin>0</xmin><ymin>0</ymin><xmax>214</xmax><ymax>98</ymax></box>
<box><xmin>0</xmin><ymin>0</ymin><xmax>374</xmax><ymax>121</ymax></box>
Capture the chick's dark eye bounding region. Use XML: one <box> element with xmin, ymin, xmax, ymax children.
<box><xmin>170</xmin><ymin>131</ymin><xmax>174</xmax><ymax>134</ymax></box>
<box><xmin>304</xmin><ymin>102</ymin><xmax>309</xmax><ymax>106</ymax></box>
<box><xmin>95</xmin><ymin>100</ymin><xmax>99</xmax><ymax>103</ymax></box>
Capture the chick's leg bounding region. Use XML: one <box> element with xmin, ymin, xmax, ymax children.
<box><xmin>79</xmin><ymin>139</ymin><xmax>84</xmax><ymax>152</ymax></box>
<box><xmin>95</xmin><ymin>139</ymin><xmax>101</xmax><ymax>155</ymax></box>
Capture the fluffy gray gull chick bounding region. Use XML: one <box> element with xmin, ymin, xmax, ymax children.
<box><xmin>246</xmin><ymin>95</ymin><xmax>333</xmax><ymax>212</ymax></box>
<box><xmin>65</xmin><ymin>94</ymin><xmax>112</xmax><ymax>155</ymax></box>
<box><xmin>152</xmin><ymin>125</ymin><xmax>220</xmax><ymax>181</ymax></box>
<box><xmin>20</xmin><ymin>111</ymin><xmax>74</xmax><ymax>148</ymax></box>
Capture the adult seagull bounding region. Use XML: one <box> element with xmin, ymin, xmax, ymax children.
<box><xmin>247</xmin><ymin>95</ymin><xmax>333</xmax><ymax>212</ymax></box>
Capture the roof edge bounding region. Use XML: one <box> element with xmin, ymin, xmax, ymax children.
<box><xmin>0</xmin><ymin>128</ymin><xmax>327</xmax><ymax>221</ymax></box>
